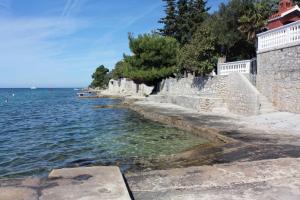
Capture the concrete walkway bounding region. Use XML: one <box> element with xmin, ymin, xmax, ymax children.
<box><xmin>131</xmin><ymin>100</ymin><xmax>300</xmax><ymax>141</ymax></box>
<box><xmin>241</xmin><ymin>112</ymin><xmax>300</xmax><ymax>135</ymax></box>
<box><xmin>129</xmin><ymin>100</ymin><xmax>300</xmax><ymax>165</ymax></box>
<box><xmin>0</xmin><ymin>166</ymin><xmax>131</xmax><ymax>200</ymax></box>
<box><xmin>126</xmin><ymin>158</ymin><xmax>300</xmax><ymax>200</ymax></box>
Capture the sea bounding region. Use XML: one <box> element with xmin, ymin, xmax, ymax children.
<box><xmin>0</xmin><ymin>88</ymin><xmax>208</xmax><ymax>178</ymax></box>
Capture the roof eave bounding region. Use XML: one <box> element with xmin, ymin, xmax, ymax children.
<box><xmin>268</xmin><ymin>5</ymin><xmax>300</xmax><ymax>22</ymax></box>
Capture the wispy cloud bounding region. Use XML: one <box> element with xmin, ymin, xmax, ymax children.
<box><xmin>0</xmin><ymin>0</ymin><xmax>164</xmax><ymax>87</ymax></box>
<box><xmin>92</xmin><ymin>2</ymin><xmax>163</xmax><ymax>47</ymax></box>
<box><xmin>0</xmin><ymin>0</ymin><xmax>11</xmax><ymax>15</ymax></box>
<box><xmin>61</xmin><ymin>0</ymin><xmax>79</xmax><ymax>18</ymax></box>
<box><xmin>0</xmin><ymin>14</ymin><xmax>96</xmax><ymax>87</ymax></box>
<box><xmin>0</xmin><ymin>0</ymin><xmax>9</xmax><ymax>9</ymax></box>
<box><xmin>124</xmin><ymin>2</ymin><xmax>163</xmax><ymax>29</ymax></box>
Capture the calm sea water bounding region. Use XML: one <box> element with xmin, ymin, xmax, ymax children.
<box><xmin>0</xmin><ymin>88</ymin><xmax>207</xmax><ymax>178</ymax></box>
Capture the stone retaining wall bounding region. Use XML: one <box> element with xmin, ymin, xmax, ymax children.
<box><xmin>159</xmin><ymin>75</ymin><xmax>228</xmax><ymax>98</ymax></box>
<box><xmin>156</xmin><ymin>74</ymin><xmax>260</xmax><ymax>116</ymax></box>
<box><xmin>257</xmin><ymin>45</ymin><xmax>300</xmax><ymax>113</ymax></box>
<box><xmin>148</xmin><ymin>95</ymin><xmax>226</xmax><ymax>113</ymax></box>
<box><xmin>103</xmin><ymin>78</ymin><xmax>154</xmax><ymax>97</ymax></box>
<box><xmin>106</xmin><ymin>74</ymin><xmax>264</xmax><ymax>116</ymax></box>
<box><xmin>227</xmin><ymin>73</ymin><xmax>260</xmax><ymax>116</ymax></box>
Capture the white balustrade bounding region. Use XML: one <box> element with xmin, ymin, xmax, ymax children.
<box><xmin>257</xmin><ymin>20</ymin><xmax>300</xmax><ymax>53</ymax></box>
<box><xmin>218</xmin><ymin>60</ymin><xmax>252</xmax><ymax>76</ymax></box>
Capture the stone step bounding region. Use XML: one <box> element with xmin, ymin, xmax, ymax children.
<box><xmin>258</xmin><ymin>94</ymin><xmax>277</xmax><ymax>114</ymax></box>
<box><xmin>259</xmin><ymin>108</ymin><xmax>276</xmax><ymax>114</ymax></box>
<box><xmin>212</xmin><ymin>107</ymin><xmax>229</xmax><ymax>114</ymax></box>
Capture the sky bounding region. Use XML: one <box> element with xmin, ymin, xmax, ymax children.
<box><xmin>0</xmin><ymin>0</ymin><xmax>227</xmax><ymax>88</ymax></box>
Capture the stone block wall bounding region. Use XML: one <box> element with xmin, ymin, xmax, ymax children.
<box><xmin>159</xmin><ymin>75</ymin><xmax>228</xmax><ymax>98</ymax></box>
<box><xmin>103</xmin><ymin>78</ymin><xmax>154</xmax><ymax>97</ymax></box>
<box><xmin>154</xmin><ymin>74</ymin><xmax>262</xmax><ymax>116</ymax></box>
<box><xmin>257</xmin><ymin>45</ymin><xmax>300</xmax><ymax>113</ymax></box>
<box><xmin>227</xmin><ymin>73</ymin><xmax>260</xmax><ymax>116</ymax></box>
<box><xmin>148</xmin><ymin>95</ymin><xmax>226</xmax><ymax>113</ymax></box>
<box><xmin>105</xmin><ymin>73</ymin><xmax>264</xmax><ymax>116</ymax></box>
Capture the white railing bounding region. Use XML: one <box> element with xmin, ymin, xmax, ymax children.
<box><xmin>257</xmin><ymin>20</ymin><xmax>300</xmax><ymax>53</ymax></box>
<box><xmin>218</xmin><ymin>60</ymin><xmax>252</xmax><ymax>75</ymax></box>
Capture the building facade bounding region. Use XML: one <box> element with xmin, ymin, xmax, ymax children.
<box><xmin>267</xmin><ymin>0</ymin><xmax>300</xmax><ymax>30</ymax></box>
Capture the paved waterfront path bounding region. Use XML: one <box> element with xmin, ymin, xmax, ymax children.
<box><xmin>130</xmin><ymin>100</ymin><xmax>300</xmax><ymax>163</ymax></box>
<box><xmin>126</xmin><ymin>158</ymin><xmax>300</xmax><ymax>200</ymax></box>
<box><xmin>0</xmin><ymin>166</ymin><xmax>131</xmax><ymax>200</ymax></box>
<box><xmin>131</xmin><ymin>100</ymin><xmax>300</xmax><ymax>137</ymax></box>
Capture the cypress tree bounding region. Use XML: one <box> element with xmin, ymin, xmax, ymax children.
<box><xmin>174</xmin><ymin>0</ymin><xmax>209</xmax><ymax>45</ymax></box>
<box><xmin>189</xmin><ymin>0</ymin><xmax>209</xmax><ymax>40</ymax></box>
<box><xmin>191</xmin><ymin>0</ymin><xmax>209</xmax><ymax>26</ymax></box>
<box><xmin>176</xmin><ymin>0</ymin><xmax>190</xmax><ymax>45</ymax></box>
<box><xmin>159</xmin><ymin>0</ymin><xmax>177</xmax><ymax>37</ymax></box>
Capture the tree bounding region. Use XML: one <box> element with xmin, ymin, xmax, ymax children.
<box><xmin>238</xmin><ymin>0</ymin><xmax>278</xmax><ymax>42</ymax></box>
<box><xmin>90</xmin><ymin>65</ymin><xmax>110</xmax><ymax>89</ymax></box>
<box><xmin>189</xmin><ymin>0</ymin><xmax>210</xmax><ymax>36</ymax></box>
<box><xmin>118</xmin><ymin>33</ymin><xmax>179</xmax><ymax>85</ymax></box>
<box><xmin>177</xmin><ymin>26</ymin><xmax>218</xmax><ymax>75</ymax></box>
<box><xmin>206</xmin><ymin>0</ymin><xmax>256</xmax><ymax>61</ymax></box>
<box><xmin>111</xmin><ymin>61</ymin><xmax>126</xmax><ymax>80</ymax></box>
<box><xmin>158</xmin><ymin>0</ymin><xmax>209</xmax><ymax>46</ymax></box>
<box><xmin>159</xmin><ymin>0</ymin><xmax>177</xmax><ymax>37</ymax></box>
<box><xmin>175</xmin><ymin>0</ymin><xmax>191</xmax><ymax>45</ymax></box>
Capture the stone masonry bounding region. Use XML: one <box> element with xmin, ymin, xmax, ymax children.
<box><xmin>153</xmin><ymin>73</ymin><xmax>262</xmax><ymax>116</ymax></box>
<box><xmin>227</xmin><ymin>73</ymin><xmax>260</xmax><ymax>116</ymax></box>
<box><xmin>148</xmin><ymin>75</ymin><xmax>230</xmax><ymax>114</ymax></box>
<box><xmin>103</xmin><ymin>78</ymin><xmax>154</xmax><ymax>97</ymax></box>
<box><xmin>104</xmin><ymin>73</ymin><xmax>272</xmax><ymax>116</ymax></box>
<box><xmin>159</xmin><ymin>75</ymin><xmax>228</xmax><ymax>97</ymax></box>
<box><xmin>257</xmin><ymin>45</ymin><xmax>300</xmax><ymax>113</ymax></box>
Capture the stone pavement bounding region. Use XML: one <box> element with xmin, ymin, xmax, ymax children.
<box><xmin>123</xmin><ymin>99</ymin><xmax>300</xmax><ymax>177</ymax></box>
<box><xmin>241</xmin><ymin>112</ymin><xmax>300</xmax><ymax>135</ymax></box>
<box><xmin>126</xmin><ymin>158</ymin><xmax>300</xmax><ymax>200</ymax></box>
<box><xmin>0</xmin><ymin>166</ymin><xmax>131</xmax><ymax>200</ymax></box>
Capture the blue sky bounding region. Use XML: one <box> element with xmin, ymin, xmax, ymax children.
<box><xmin>0</xmin><ymin>0</ymin><xmax>227</xmax><ymax>88</ymax></box>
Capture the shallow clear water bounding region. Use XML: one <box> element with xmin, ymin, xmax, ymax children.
<box><xmin>0</xmin><ymin>89</ymin><xmax>208</xmax><ymax>178</ymax></box>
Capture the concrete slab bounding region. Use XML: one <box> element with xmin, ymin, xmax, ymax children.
<box><xmin>129</xmin><ymin>100</ymin><xmax>300</xmax><ymax>165</ymax></box>
<box><xmin>0</xmin><ymin>187</ymin><xmax>38</xmax><ymax>200</ymax></box>
<box><xmin>0</xmin><ymin>166</ymin><xmax>131</xmax><ymax>200</ymax></box>
<box><xmin>126</xmin><ymin>158</ymin><xmax>300</xmax><ymax>200</ymax></box>
<box><xmin>41</xmin><ymin>166</ymin><xmax>131</xmax><ymax>200</ymax></box>
<box><xmin>242</xmin><ymin>112</ymin><xmax>300</xmax><ymax>135</ymax></box>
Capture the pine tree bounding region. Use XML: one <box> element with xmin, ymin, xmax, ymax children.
<box><xmin>90</xmin><ymin>65</ymin><xmax>110</xmax><ymax>89</ymax></box>
<box><xmin>159</xmin><ymin>0</ymin><xmax>177</xmax><ymax>37</ymax></box>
